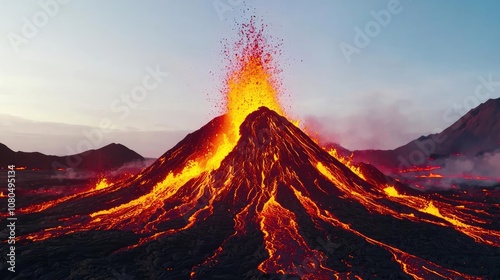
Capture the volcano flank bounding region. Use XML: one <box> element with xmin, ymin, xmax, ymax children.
<box><xmin>9</xmin><ymin>107</ymin><xmax>500</xmax><ymax>280</ymax></box>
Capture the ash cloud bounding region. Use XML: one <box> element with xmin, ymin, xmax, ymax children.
<box><xmin>411</xmin><ymin>150</ymin><xmax>500</xmax><ymax>190</ymax></box>
<box><xmin>441</xmin><ymin>150</ymin><xmax>500</xmax><ymax>179</ymax></box>
<box><xmin>304</xmin><ymin>95</ymin><xmax>435</xmax><ymax>150</ymax></box>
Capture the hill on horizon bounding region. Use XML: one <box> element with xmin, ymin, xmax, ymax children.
<box><xmin>341</xmin><ymin>97</ymin><xmax>500</xmax><ymax>171</ymax></box>
<box><xmin>0</xmin><ymin>142</ymin><xmax>145</xmax><ymax>173</ymax></box>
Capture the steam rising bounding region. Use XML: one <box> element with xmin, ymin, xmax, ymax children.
<box><xmin>52</xmin><ymin>159</ymin><xmax>154</xmax><ymax>180</ymax></box>
<box><xmin>304</xmin><ymin>95</ymin><xmax>435</xmax><ymax>150</ymax></box>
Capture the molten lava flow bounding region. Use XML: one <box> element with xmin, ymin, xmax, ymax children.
<box><xmin>89</xmin><ymin>160</ymin><xmax>205</xmax><ymax>231</ymax></box>
<box><xmin>415</xmin><ymin>172</ymin><xmax>444</xmax><ymax>178</ymax></box>
<box><xmin>383</xmin><ymin>186</ymin><xmax>401</xmax><ymax>198</ymax></box>
<box><xmin>94</xmin><ymin>178</ymin><xmax>110</xmax><ymax>191</ymax></box>
<box><xmin>258</xmin><ymin>183</ymin><xmax>334</xmax><ymax>278</ymax></box>
<box><xmin>327</xmin><ymin>148</ymin><xmax>365</xmax><ymax>180</ymax></box>
<box><xmin>315</xmin><ymin>161</ymin><xmax>500</xmax><ymax>247</ymax></box>
<box><xmin>291</xmin><ymin>188</ymin><xmax>481</xmax><ymax>280</ymax></box>
<box><xmin>19</xmin><ymin>176</ymin><xmax>119</xmax><ymax>215</ymax></box>
<box><xmin>399</xmin><ymin>166</ymin><xmax>441</xmax><ymax>173</ymax></box>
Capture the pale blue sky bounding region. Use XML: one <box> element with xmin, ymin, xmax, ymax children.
<box><xmin>1</xmin><ymin>0</ymin><xmax>499</xmax><ymax>157</ymax></box>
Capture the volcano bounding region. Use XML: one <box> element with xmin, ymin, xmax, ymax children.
<box><xmin>6</xmin><ymin>18</ymin><xmax>500</xmax><ymax>280</ymax></box>
<box><xmin>9</xmin><ymin>106</ymin><xmax>500</xmax><ymax>279</ymax></box>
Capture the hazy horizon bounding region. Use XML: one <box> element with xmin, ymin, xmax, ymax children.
<box><xmin>2</xmin><ymin>96</ymin><xmax>497</xmax><ymax>158</ymax></box>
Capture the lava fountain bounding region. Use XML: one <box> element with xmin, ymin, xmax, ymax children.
<box><xmin>222</xmin><ymin>17</ymin><xmax>287</xmax><ymax>136</ymax></box>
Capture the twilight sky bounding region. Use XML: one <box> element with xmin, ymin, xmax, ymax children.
<box><xmin>1</xmin><ymin>0</ymin><xmax>500</xmax><ymax>158</ymax></box>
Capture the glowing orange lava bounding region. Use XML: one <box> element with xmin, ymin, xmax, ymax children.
<box><xmin>94</xmin><ymin>178</ymin><xmax>110</xmax><ymax>191</ymax></box>
<box><xmin>416</xmin><ymin>172</ymin><xmax>444</xmax><ymax>178</ymax></box>
<box><xmin>223</xmin><ymin>19</ymin><xmax>285</xmax><ymax>137</ymax></box>
<box><xmin>327</xmin><ymin>148</ymin><xmax>365</xmax><ymax>180</ymax></box>
<box><xmin>215</xmin><ymin>16</ymin><xmax>296</xmax><ymax>154</ymax></box>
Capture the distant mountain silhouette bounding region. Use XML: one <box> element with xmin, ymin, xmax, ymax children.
<box><xmin>352</xmin><ymin>98</ymin><xmax>500</xmax><ymax>170</ymax></box>
<box><xmin>0</xmin><ymin>143</ymin><xmax>144</xmax><ymax>172</ymax></box>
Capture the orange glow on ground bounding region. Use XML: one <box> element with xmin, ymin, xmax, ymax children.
<box><xmin>94</xmin><ymin>178</ymin><xmax>110</xmax><ymax>191</ymax></box>
<box><xmin>383</xmin><ymin>186</ymin><xmax>401</xmax><ymax>197</ymax></box>
<box><xmin>315</xmin><ymin>160</ymin><xmax>500</xmax><ymax>247</ymax></box>
<box><xmin>327</xmin><ymin>148</ymin><xmax>365</xmax><ymax>180</ymax></box>
<box><xmin>416</xmin><ymin>172</ymin><xmax>444</xmax><ymax>178</ymax></box>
